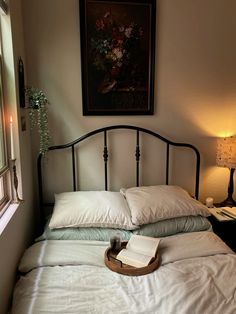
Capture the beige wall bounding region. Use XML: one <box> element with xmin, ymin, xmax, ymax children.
<box><xmin>22</xmin><ymin>0</ymin><xmax>236</xmax><ymax>204</ymax></box>
<box><xmin>0</xmin><ymin>0</ymin><xmax>234</xmax><ymax>311</ymax></box>
<box><xmin>0</xmin><ymin>0</ymin><xmax>35</xmax><ymax>313</ymax></box>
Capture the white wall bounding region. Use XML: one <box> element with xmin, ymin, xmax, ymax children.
<box><xmin>22</xmin><ymin>0</ymin><xmax>236</xmax><ymax>204</ymax></box>
<box><xmin>0</xmin><ymin>0</ymin><xmax>35</xmax><ymax>313</ymax></box>
<box><xmin>0</xmin><ymin>0</ymin><xmax>234</xmax><ymax>311</ymax></box>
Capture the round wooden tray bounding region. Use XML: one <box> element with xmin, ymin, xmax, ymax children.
<box><xmin>104</xmin><ymin>242</ymin><xmax>160</xmax><ymax>276</ymax></box>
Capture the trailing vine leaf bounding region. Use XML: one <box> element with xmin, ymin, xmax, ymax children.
<box><xmin>25</xmin><ymin>87</ymin><xmax>51</xmax><ymax>156</ymax></box>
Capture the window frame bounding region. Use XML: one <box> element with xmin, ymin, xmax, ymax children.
<box><xmin>0</xmin><ymin>58</ymin><xmax>11</xmax><ymax>217</ymax></box>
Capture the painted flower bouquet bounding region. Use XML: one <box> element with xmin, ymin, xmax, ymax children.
<box><xmin>90</xmin><ymin>10</ymin><xmax>144</xmax><ymax>94</ymax></box>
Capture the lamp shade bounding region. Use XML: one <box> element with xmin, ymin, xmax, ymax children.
<box><xmin>216</xmin><ymin>137</ymin><xmax>236</xmax><ymax>169</ymax></box>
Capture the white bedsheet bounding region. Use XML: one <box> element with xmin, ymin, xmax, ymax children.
<box><xmin>11</xmin><ymin>232</ymin><xmax>236</xmax><ymax>314</ymax></box>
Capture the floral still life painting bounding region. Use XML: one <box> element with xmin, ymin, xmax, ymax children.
<box><xmin>80</xmin><ymin>0</ymin><xmax>156</xmax><ymax>115</ymax></box>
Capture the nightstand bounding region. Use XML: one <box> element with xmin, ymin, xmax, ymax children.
<box><xmin>208</xmin><ymin>209</ymin><xmax>236</xmax><ymax>252</ymax></box>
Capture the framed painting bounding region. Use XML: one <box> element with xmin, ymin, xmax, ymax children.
<box><xmin>79</xmin><ymin>0</ymin><xmax>156</xmax><ymax>115</ymax></box>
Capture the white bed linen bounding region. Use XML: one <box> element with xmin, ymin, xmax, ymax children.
<box><xmin>12</xmin><ymin>232</ymin><xmax>236</xmax><ymax>314</ymax></box>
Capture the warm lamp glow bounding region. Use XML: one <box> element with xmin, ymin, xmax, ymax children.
<box><xmin>216</xmin><ymin>136</ymin><xmax>236</xmax><ymax>206</ymax></box>
<box><xmin>216</xmin><ymin>137</ymin><xmax>236</xmax><ymax>169</ymax></box>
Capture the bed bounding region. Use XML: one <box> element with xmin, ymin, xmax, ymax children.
<box><xmin>11</xmin><ymin>125</ymin><xmax>236</xmax><ymax>314</ymax></box>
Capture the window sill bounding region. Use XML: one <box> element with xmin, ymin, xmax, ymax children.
<box><xmin>0</xmin><ymin>203</ymin><xmax>20</xmax><ymax>235</ymax></box>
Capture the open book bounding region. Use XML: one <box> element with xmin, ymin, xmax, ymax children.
<box><xmin>207</xmin><ymin>207</ymin><xmax>233</xmax><ymax>221</ymax></box>
<box><xmin>221</xmin><ymin>207</ymin><xmax>236</xmax><ymax>219</ymax></box>
<box><xmin>116</xmin><ymin>235</ymin><xmax>160</xmax><ymax>268</ymax></box>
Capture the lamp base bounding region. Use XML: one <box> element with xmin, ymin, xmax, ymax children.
<box><xmin>216</xmin><ymin>168</ymin><xmax>236</xmax><ymax>207</ymax></box>
<box><xmin>216</xmin><ymin>196</ymin><xmax>236</xmax><ymax>208</ymax></box>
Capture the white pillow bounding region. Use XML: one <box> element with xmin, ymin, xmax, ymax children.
<box><xmin>122</xmin><ymin>185</ymin><xmax>209</xmax><ymax>226</ymax></box>
<box><xmin>49</xmin><ymin>191</ymin><xmax>138</xmax><ymax>230</ymax></box>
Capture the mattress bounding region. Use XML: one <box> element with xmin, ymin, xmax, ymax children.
<box><xmin>11</xmin><ymin>231</ymin><xmax>236</xmax><ymax>314</ymax></box>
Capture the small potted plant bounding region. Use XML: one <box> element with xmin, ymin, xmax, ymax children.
<box><xmin>25</xmin><ymin>87</ymin><xmax>51</xmax><ymax>156</ymax></box>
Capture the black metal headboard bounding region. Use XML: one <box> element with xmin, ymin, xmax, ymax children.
<box><xmin>37</xmin><ymin>125</ymin><xmax>200</xmax><ymax>215</ymax></box>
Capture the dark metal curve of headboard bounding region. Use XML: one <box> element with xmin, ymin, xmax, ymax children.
<box><xmin>37</xmin><ymin>125</ymin><xmax>200</xmax><ymax>214</ymax></box>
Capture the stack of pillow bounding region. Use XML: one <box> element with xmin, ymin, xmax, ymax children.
<box><xmin>37</xmin><ymin>185</ymin><xmax>211</xmax><ymax>242</ymax></box>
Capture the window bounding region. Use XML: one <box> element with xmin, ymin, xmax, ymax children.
<box><xmin>0</xmin><ymin>72</ymin><xmax>10</xmax><ymax>217</ymax></box>
<box><xmin>0</xmin><ymin>10</ymin><xmax>11</xmax><ymax>216</ymax></box>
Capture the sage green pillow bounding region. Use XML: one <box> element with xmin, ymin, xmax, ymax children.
<box><xmin>36</xmin><ymin>220</ymin><xmax>132</xmax><ymax>242</ymax></box>
<box><xmin>133</xmin><ymin>216</ymin><xmax>212</xmax><ymax>237</ymax></box>
<box><xmin>36</xmin><ymin>215</ymin><xmax>211</xmax><ymax>242</ymax></box>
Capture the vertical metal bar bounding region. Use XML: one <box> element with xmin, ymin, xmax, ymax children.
<box><xmin>37</xmin><ymin>153</ymin><xmax>44</xmax><ymax>230</ymax></box>
<box><xmin>103</xmin><ymin>131</ymin><xmax>108</xmax><ymax>191</ymax></box>
<box><xmin>135</xmin><ymin>130</ymin><xmax>140</xmax><ymax>187</ymax></box>
<box><xmin>166</xmin><ymin>143</ymin><xmax>169</xmax><ymax>185</ymax></box>
<box><xmin>195</xmin><ymin>150</ymin><xmax>200</xmax><ymax>199</ymax></box>
<box><xmin>72</xmin><ymin>145</ymin><xmax>76</xmax><ymax>191</ymax></box>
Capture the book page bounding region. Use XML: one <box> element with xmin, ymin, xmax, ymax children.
<box><xmin>116</xmin><ymin>248</ymin><xmax>153</xmax><ymax>268</ymax></box>
<box><xmin>208</xmin><ymin>207</ymin><xmax>233</xmax><ymax>221</ymax></box>
<box><xmin>221</xmin><ymin>207</ymin><xmax>236</xmax><ymax>218</ymax></box>
<box><xmin>126</xmin><ymin>235</ymin><xmax>160</xmax><ymax>257</ymax></box>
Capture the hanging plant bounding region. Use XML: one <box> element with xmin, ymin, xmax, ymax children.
<box><xmin>25</xmin><ymin>87</ymin><xmax>51</xmax><ymax>156</ymax></box>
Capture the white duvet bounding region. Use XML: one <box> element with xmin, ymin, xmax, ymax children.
<box><xmin>11</xmin><ymin>232</ymin><xmax>236</xmax><ymax>314</ymax></box>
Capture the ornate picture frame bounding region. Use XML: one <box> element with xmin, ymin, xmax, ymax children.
<box><xmin>79</xmin><ymin>0</ymin><xmax>156</xmax><ymax>115</ymax></box>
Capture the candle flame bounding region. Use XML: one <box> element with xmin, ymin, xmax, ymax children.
<box><xmin>10</xmin><ymin>116</ymin><xmax>12</xmax><ymax>123</ymax></box>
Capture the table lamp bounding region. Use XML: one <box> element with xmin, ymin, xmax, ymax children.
<box><xmin>216</xmin><ymin>136</ymin><xmax>236</xmax><ymax>207</ymax></box>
